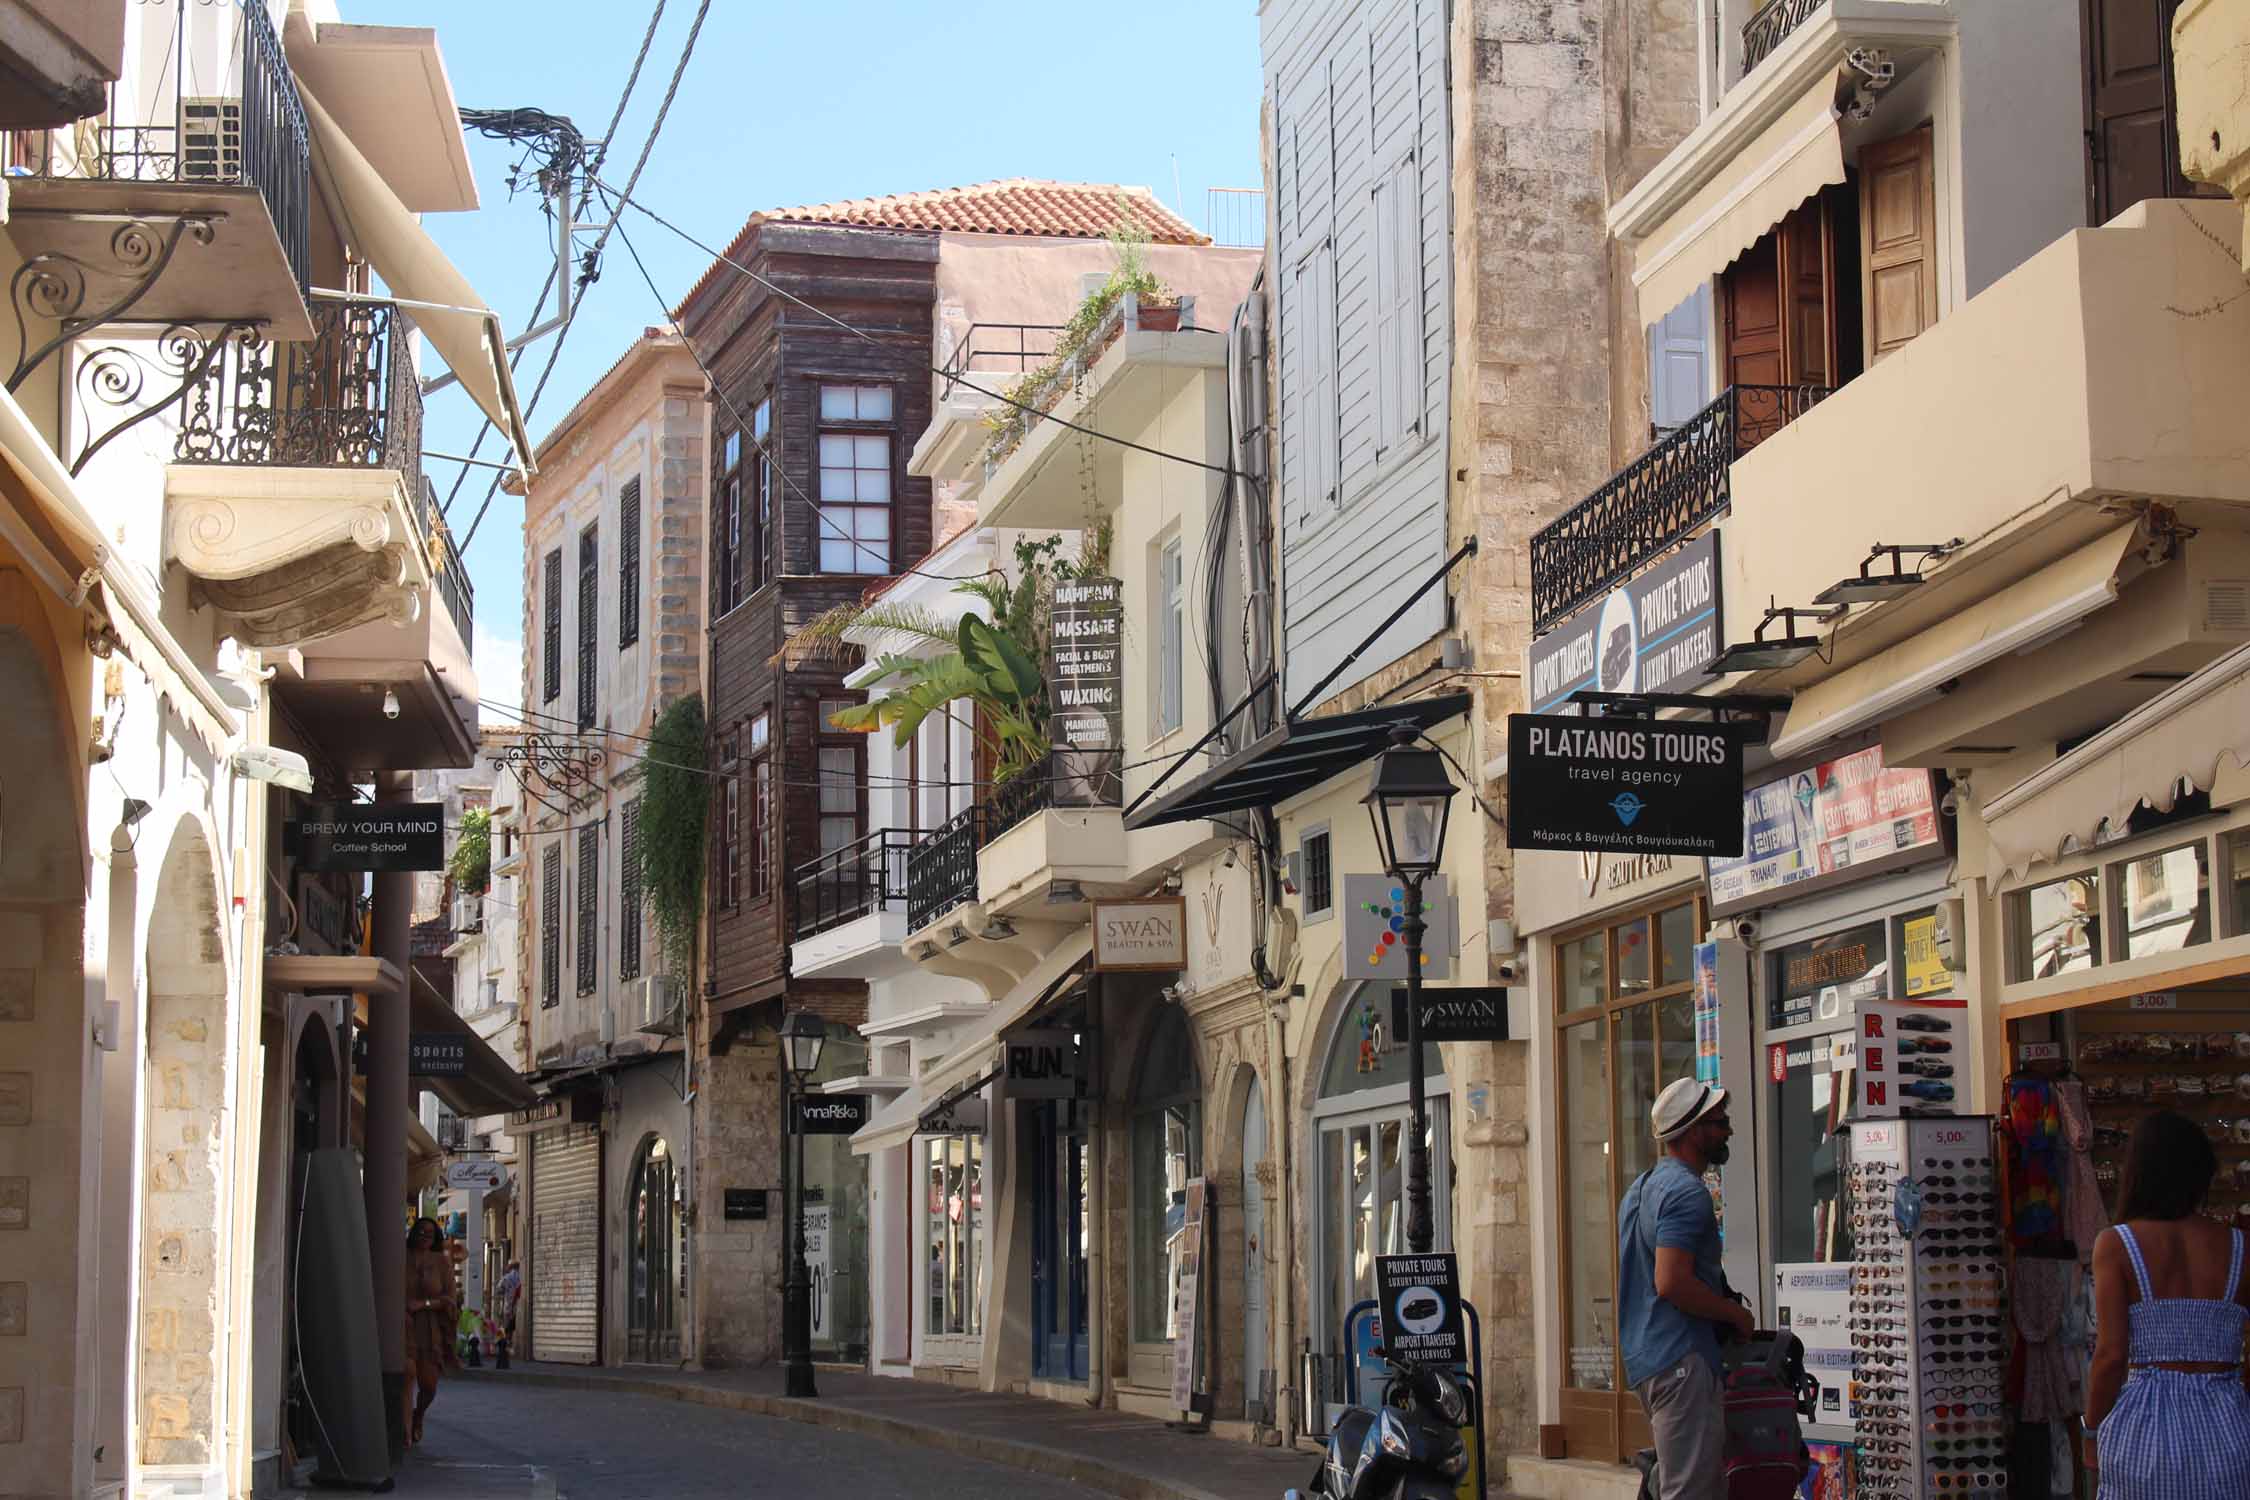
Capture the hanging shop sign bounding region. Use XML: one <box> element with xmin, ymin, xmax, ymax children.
<box><xmin>1374</xmin><ymin>1251</ymin><xmax>1467</xmax><ymax>1368</ymax></box>
<box><xmin>1050</xmin><ymin>575</ymin><xmax>1124</xmax><ymax>807</ymax></box>
<box><xmin>722</xmin><ymin>1188</ymin><xmax>769</xmax><ymax>1222</ymax></box>
<box><xmin>506</xmin><ymin>1098</ymin><xmax>567</xmax><ymax>1133</ymax></box>
<box><xmin>408</xmin><ymin>1034</ymin><xmax>468</xmax><ymax>1076</ymax></box>
<box><xmin>1528</xmin><ymin>532</ymin><xmax>1723</xmax><ymax>712</ymax></box>
<box><xmin>1693</xmin><ymin>942</ymin><xmax>1722</xmax><ymax>1086</ymax></box>
<box><xmin>1855</xmin><ymin>997</ymin><xmax>1968</xmax><ymax>1118</ymax></box>
<box><xmin>1343</xmin><ymin>874</ymin><xmax>1457</xmax><ymax>981</ymax></box>
<box><xmin>1092</xmin><ymin>897</ymin><xmax>1187</xmax><ymax>971</ymax></box>
<box><xmin>919</xmin><ymin>1091</ymin><xmax>988</xmax><ymax>1135</ymax></box>
<box><xmin>1170</xmin><ymin>1178</ymin><xmax>1210</xmax><ymax>1413</ymax></box>
<box><xmin>1389</xmin><ymin>985</ymin><xmax>1513</xmax><ymax>1042</ymax></box>
<box><xmin>1707</xmin><ymin>744</ymin><xmax>1940</xmax><ymax>914</ymax></box>
<box><xmin>284</xmin><ymin>802</ymin><xmax>447</xmax><ymax>872</ymax></box>
<box><xmin>791</xmin><ymin>1095</ymin><xmax>871</xmax><ymax>1135</ymax></box>
<box><xmin>444</xmin><ymin>1160</ymin><xmax>506</xmax><ymax>1192</ymax></box>
<box><xmin>1769</xmin><ymin>921</ymin><xmax>1887</xmax><ymax>1030</ymax></box>
<box><xmin>1002</xmin><ymin>1028</ymin><xmax>1081</xmax><ymax>1098</ymax></box>
<box><xmin>1506</xmin><ymin>715</ymin><xmax>1746</xmax><ymax>857</ymax></box>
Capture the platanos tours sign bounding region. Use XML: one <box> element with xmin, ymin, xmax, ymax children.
<box><xmin>1506</xmin><ymin>714</ymin><xmax>1745</xmax><ymax>857</ymax></box>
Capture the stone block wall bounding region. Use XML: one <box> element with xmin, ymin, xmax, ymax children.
<box><xmin>690</xmin><ymin>1015</ymin><xmax>782</xmax><ymax>1367</ymax></box>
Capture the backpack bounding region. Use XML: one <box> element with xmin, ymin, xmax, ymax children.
<box><xmin>1717</xmin><ymin>1331</ymin><xmax>1814</xmax><ymax>1500</ymax></box>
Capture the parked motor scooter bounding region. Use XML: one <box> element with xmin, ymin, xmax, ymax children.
<box><xmin>1285</xmin><ymin>1346</ymin><xmax>1471</xmax><ymax>1500</ymax></box>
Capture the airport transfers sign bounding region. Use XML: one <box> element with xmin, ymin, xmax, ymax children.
<box><xmin>1527</xmin><ymin>533</ymin><xmax>1723</xmax><ymax>713</ymax></box>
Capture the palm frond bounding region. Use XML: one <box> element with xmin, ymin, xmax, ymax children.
<box><xmin>784</xmin><ymin>599</ymin><xmax>959</xmax><ymax>666</ymax></box>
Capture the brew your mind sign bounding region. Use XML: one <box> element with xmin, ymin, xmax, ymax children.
<box><xmin>1506</xmin><ymin>715</ymin><xmax>1745</xmax><ymax>857</ymax></box>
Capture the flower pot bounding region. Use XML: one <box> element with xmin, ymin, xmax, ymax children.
<box><xmin>1134</xmin><ymin>302</ymin><xmax>1181</xmax><ymax>332</ymax></box>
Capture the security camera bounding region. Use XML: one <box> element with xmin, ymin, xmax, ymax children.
<box><xmin>229</xmin><ymin>743</ymin><xmax>313</xmax><ymax>795</ymax></box>
<box><xmin>1494</xmin><ymin>960</ymin><xmax>1520</xmax><ymax>982</ymax></box>
<box><xmin>1712</xmin><ymin>915</ymin><xmax>1757</xmax><ymax>943</ymax></box>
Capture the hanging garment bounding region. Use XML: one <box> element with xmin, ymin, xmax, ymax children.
<box><xmin>2055</xmin><ymin>1079</ymin><xmax>2109</xmax><ymax>1263</ymax></box>
<box><xmin>2006</xmin><ymin>1077</ymin><xmax>2066</xmax><ymax>1244</ymax></box>
<box><xmin>2015</xmin><ymin>1256</ymin><xmax>2080</xmax><ymax>1423</ymax></box>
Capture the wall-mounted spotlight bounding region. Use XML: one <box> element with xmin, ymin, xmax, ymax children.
<box><xmin>1812</xmin><ymin>539</ymin><xmax>1965</xmax><ymax>607</ymax></box>
<box><xmin>1707</xmin><ymin>601</ymin><xmax>1846</xmax><ymax>674</ymax></box>
<box><xmin>381</xmin><ymin>687</ymin><xmax>401</xmax><ymax>721</ymax></box>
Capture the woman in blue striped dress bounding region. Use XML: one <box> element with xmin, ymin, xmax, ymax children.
<box><xmin>2084</xmin><ymin>1110</ymin><xmax>2250</xmax><ymax>1500</ymax></box>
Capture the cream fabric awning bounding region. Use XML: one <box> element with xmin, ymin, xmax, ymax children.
<box><xmin>0</xmin><ymin>384</ymin><xmax>239</xmax><ymax>753</ymax></box>
<box><xmin>849</xmin><ymin>926</ymin><xmax>1094</xmax><ymax>1158</ymax></box>
<box><xmin>298</xmin><ymin>86</ymin><xmax>534</xmax><ymax>475</ymax></box>
<box><xmin>1633</xmin><ymin>83</ymin><xmax>1846</xmax><ymax>328</ymax></box>
<box><xmin>1981</xmin><ymin>639</ymin><xmax>2250</xmax><ymax>881</ymax></box>
<box><xmin>1768</xmin><ymin>524</ymin><xmax>2145</xmax><ymax>761</ymax></box>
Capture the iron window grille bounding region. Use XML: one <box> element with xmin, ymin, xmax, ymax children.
<box><xmin>541</xmin><ymin>849</ymin><xmax>561</xmax><ymax>1006</ymax></box>
<box><xmin>542</xmin><ymin>549</ymin><xmax>562</xmax><ymax>703</ymax></box>
<box><xmin>1302</xmin><ymin>826</ymin><xmax>1334</xmax><ymax>920</ymax></box>
<box><xmin>576</xmin><ymin>823</ymin><xmax>599</xmax><ymax>995</ymax></box>
<box><xmin>620</xmin><ymin>797</ymin><xmax>644</xmax><ymax>980</ymax></box>
<box><xmin>618</xmin><ymin>477</ymin><xmax>641</xmax><ymax>649</ymax></box>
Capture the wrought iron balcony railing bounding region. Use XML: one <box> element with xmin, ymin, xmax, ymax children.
<box><xmin>985</xmin><ymin>755</ymin><xmax>1061</xmax><ymax>842</ymax></box>
<box><xmin>906</xmin><ymin>804</ymin><xmax>982</xmax><ymax>933</ymax></box>
<box><xmin>938</xmin><ymin>323</ymin><xmax>1065</xmax><ymax>400</ymax></box>
<box><xmin>1741</xmin><ymin>0</ymin><xmax>1826</xmax><ymax>77</ymax></box>
<box><xmin>1529</xmin><ymin>383</ymin><xmax>1828</xmax><ymax>633</ymax></box>
<box><xmin>793</xmin><ymin>827</ymin><xmax>914</xmax><ymax>940</ymax></box>
<box><xmin>4</xmin><ymin>0</ymin><xmax>311</xmax><ymax>294</ymax></box>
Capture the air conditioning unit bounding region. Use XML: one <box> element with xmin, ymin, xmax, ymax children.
<box><xmin>629</xmin><ymin>975</ymin><xmax>684</xmax><ymax>1037</ymax></box>
<box><xmin>451</xmin><ymin>892</ymin><xmax>483</xmax><ymax>933</ymax></box>
<box><xmin>180</xmin><ymin>98</ymin><xmax>243</xmax><ymax>183</ymax></box>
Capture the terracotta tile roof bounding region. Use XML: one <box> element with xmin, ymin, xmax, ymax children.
<box><xmin>675</xmin><ymin>178</ymin><xmax>1206</xmax><ymax>317</ymax></box>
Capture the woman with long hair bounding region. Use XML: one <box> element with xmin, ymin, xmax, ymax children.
<box><xmin>2084</xmin><ymin>1110</ymin><xmax>2250</xmax><ymax>1499</ymax></box>
<box><xmin>402</xmin><ymin>1217</ymin><xmax>459</xmax><ymax>1447</ymax></box>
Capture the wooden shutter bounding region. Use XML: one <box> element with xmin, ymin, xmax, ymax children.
<box><xmin>1860</xmin><ymin>127</ymin><xmax>1939</xmax><ymax>365</ymax></box>
<box><xmin>576</xmin><ymin>823</ymin><xmax>598</xmax><ymax>994</ymax></box>
<box><xmin>541</xmin><ymin>549</ymin><xmax>562</xmax><ymax>703</ymax></box>
<box><xmin>2082</xmin><ymin>0</ymin><xmax>2221</xmax><ymax>222</ymax></box>
<box><xmin>618</xmin><ymin>477</ymin><xmax>641</xmax><ymax>648</ymax></box>
<box><xmin>1648</xmin><ymin>285</ymin><xmax>1710</xmax><ymax>433</ymax></box>
<box><xmin>1780</xmin><ymin>198</ymin><xmax>1835</xmax><ymax>386</ymax></box>
<box><xmin>619</xmin><ymin>798</ymin><xmax>642</xmax><ymax>981</ymax></box>
<box><xmin>1722</xmin><ymin>234</ymin><xmax>1785</xmax><ymax>389</ymax></box>
<box><xmin>1374</xmin><ymin>153</ymin><xmax>1421</xmax><ymax>455</ymax></box>
<box><xmin>541</xmin><ymin>850</ymin><xmax>561</xmax><ymax>1006</ymax></box>
<box><xmin>576</xmin><ymin>526</ymin><xmax>598</xmax><ymax>728</ymax></box>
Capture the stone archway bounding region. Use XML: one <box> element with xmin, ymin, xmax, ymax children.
<box><xmin>136</xmin><ymin>817</ymin><xmax>230</xmax><ymax>1472</ymax></box>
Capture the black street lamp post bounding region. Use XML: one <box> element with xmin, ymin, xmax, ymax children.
<box><xmin>1362</xmin><ymin>725</ymin><xmax>1457</xmax><ymax>1256</ymax></box>
<box><xmin>780</xmin><ymin>1009</ymin><xmax>827</xmax><ymax>1398</ymax></box>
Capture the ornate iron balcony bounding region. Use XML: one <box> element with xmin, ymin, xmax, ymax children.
<box><xmin>1742</xmin><ymin>0</ymin><xmax>1826</xmax><ymax>78</ymax></box>
<box><xmin>793</xmin><ymin>827</ymin><xmax>914</xmax><ymax>939</ymax></box>
<box><xmin>1529</xmin><ymin>383</ymin><xmax>1828</xmax><ymax>633</ymax></box>
<box><xmin>906</xmin><ymin>804</ymin><xmax>983</xmax><ymax>934</ymax></box>
<box><xmin>3</xmin><ymin>0</ymin><xmax>311</xmax><ymax>294</ymax></box>
<box><xmin>937</xmin><ymin>322</ymin><xmax>1064</xmax><ymax>400</ymax></box>
<box><xmin>985</xmin><ymin>753</ymin><xmax>1061</xmax><ymax>842</ymax></box>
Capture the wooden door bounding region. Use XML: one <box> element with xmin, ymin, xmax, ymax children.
<box><xmin>2082</xmin><ymin>0</ymin><xmax>2226</xmax><ymax>222</ymax></box>
<box><xmin>1721</xmin><ymin>236</ymin><xmax>1784</xmax><ymax>390</ymax></box>
<box><xmin>1779</xmin><ymin>200</ymin><xmax>1835</xmax><ymax>387</ymax></box>
<box><xmin>1860</xmin><ymin>127</ymin><xmax>1940</xmax><ymax>365</ymax></box>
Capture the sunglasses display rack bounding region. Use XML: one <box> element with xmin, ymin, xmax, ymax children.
<box><xmin>1848</xmin><ymin>1116</ymin><xmax>2008</xmax><ymax>1500</ymax></box>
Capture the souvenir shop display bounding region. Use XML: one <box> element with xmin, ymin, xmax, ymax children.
<box><xmin>1848</xmin><ymin>1116</ymin><xmax>2008</xmax><ymax>1500</ymax></box>
<box><xmin>2065</xmin><ymin>1011</ymin><xmax>2250</xmax><ymax>1222</ymax></box>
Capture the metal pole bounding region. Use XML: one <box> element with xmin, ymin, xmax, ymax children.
<box><xmin>368</xmin><ymin>772</ymin><xmax>413</xmax><ymax>1459</ymax></box>
<box><xmin>783</xmin><ymin>1067</ymin><xmax>817</xmax><ymax>1397</ymax></box>
<box><xmin>1402</xmin><ymin>874</ymin><xmax>1434</xmax><ymax>1255</ymax></box>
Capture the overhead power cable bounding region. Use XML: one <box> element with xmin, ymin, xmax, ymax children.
<box><xmin>591</xmin><ymin>175</ymin><xmax>1253</xmax><ymax>483</ymax></box>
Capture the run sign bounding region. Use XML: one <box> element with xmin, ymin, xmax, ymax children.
<box><xmin>1506</xmin><ymin>714</ymin><xmax>1745</xmax><ymax>857</ymax></box>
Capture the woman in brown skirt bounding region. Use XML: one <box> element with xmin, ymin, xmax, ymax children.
<box><xmin>403</xmin><ymin>1217</ymin><xmax>458</xmax><ymax>1447</ymax></box>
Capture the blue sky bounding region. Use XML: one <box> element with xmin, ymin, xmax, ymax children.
<box><xmin>370</xmin><ymin>0</ymin><xmax>1264</xmax><ymax>709</ymax></box>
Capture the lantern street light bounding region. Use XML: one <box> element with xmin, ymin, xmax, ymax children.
<box><xmin>1361</xmin><ymin>724</ymin><xmax>1458</xmax><ymax>1255</ymax></box>
<box><xmin>780</xmin><ymin>1009</ymin><xmax>827</xmax><ymax>1398</ymax></box>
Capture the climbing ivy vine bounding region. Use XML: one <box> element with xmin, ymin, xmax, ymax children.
<box><xmin>639</xmin><ymin>692</ymin><xmax>710</xmax><ymax>977</ymax></box>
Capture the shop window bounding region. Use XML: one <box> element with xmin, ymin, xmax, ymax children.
<box><xmin>2009</xmin><ymin>872</ymin><xmax>2102</xmax><ymax>982</ymax></box>
<box><xmin>2230</xmin><ymin>832</ymin><xmax>2250</xmax><ymax>936</ymax></box>
<box><xmin>1131</xmin><ymin>1007</ymin><xmax>1202</xmax><ymax>1345</ymax></box>
<box><xmin>1769</xmin><ymin>921</ymin><xmax>1886</xmax><ymax>1031</ymax></box>
<box><xmin>1765</xmin><ymin>1035</ymin><xmax>1857</xmax><ymax>1266</ymax></box>
<box><xmin>1551</xmin><ymin>895</ymin><xmax>1705</xmax><ymax>1449</ymax></box>
<box><xmin>2116</xmin><ymin>842</ymin><xmax>2210</xmax><ymax>961</ymax></box>
<box><xmin>1300</xmin><ymin>825</ymin><xmax>1333</xmax><ymax>922</ymax></box>
<box><xmin>924</xmin><ymin>1133</ymin><xmax>983</xmax><ymax>1338</ymax></box>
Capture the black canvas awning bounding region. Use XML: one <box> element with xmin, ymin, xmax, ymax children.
<box><xmin>1125</xmin><ymin>692</ymin><xmax>1471</xmax><ymax>830</ymax></box>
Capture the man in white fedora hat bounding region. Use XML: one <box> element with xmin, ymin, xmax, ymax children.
<box><xmin>1617</xmin><ymin>1077</ymin><xmax>1751</xmax><ymax>1500</ymax></box>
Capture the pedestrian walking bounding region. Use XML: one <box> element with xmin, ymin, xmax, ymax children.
<box><xmin>2084</xmin><ymin>1110</ymin><xmax>2250</xmax><ymax>1500</ymax></box>
<box><xmin>403</xmin><ymin>1217</ymin><xmax>460</xmax><ymax>1447</ymax></box>
<box><xmin>495</xmin><ymin>1258</ymin><xmax>522</xmax><ymax>1368</ymax></box>
<box><xmin>1618</xmin><ymin>1078</ymin><xmax>1753</xmax><ymax>1500</ymax></box>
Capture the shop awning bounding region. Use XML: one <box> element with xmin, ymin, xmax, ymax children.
<box><xmin>1632</xmin><ymin>82</ymin><xmax>1845</xmax><ymax>328</ymax></box>
<box><xmin>1768</xmin><ymin>523</ymin><xmax>2144</xmax><ymax>761</ymax></box>
<box><xmin>408</xmin><ymin>968</ymin><xmax>539</xmax><ymax>1118</ymax></box>
<box><xmin>1981</xmin><ymin>638</ymin><xmax>2250</xmax><ymax>880</ymax></box>
<box><xmin>297</xmin><ymin>85</ymin><xmax>534</xmax><ymax>474</ymax></box>
<box><xmin>1124</xmin><ymin>693</ymin><xmax>1471</xmax><ymax>830</ymax></box>
<box><xmin>0</xmin><ymin>383</ymin><xmax>239</xmax><ymax>754</ymax></box>
<box><xmin>850</xmin><ymin>928</ymin><xmax>1093</xmax><ymax>1158</ymax></box>
<box><xmin>350</xmin><ymin>1081</ymin><xmax>445</xmax><ymax>1195</ymax></box>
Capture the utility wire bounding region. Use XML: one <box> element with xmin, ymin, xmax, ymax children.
<box><xmin>454</xmin><ymin>0</ymin><xmax>714</xmax><ymax>555</ymax></box>
<box><xmin>592</xmin><ymin>175</ymin><xmax>1253</xmax><ymax>482</ymax></box>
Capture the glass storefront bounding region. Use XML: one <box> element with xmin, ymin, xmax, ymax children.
<box><xmin>923</xmin><ymin>1132</ymin><xmax>983</xmax><ymax>1339</ymax></box>
<box><xmin>1130</xmin><ymin>1006</ymin><xmax>1201</xmax><ymax>1346</ymax></box>
<box><xmin>1030</xmin><ymin>1098</ymin><xmax>1089</xmax><ymax>1380</ymax></box>
<box><xmin>801</xmin><ymin>1020</ymin><xmax>870</xmax><ymax>1361</ymax></box>
<box><xmin>1552</xmin><ymin>893</ymin><xmax>1701</xmax><ymax>1458</ymax></box>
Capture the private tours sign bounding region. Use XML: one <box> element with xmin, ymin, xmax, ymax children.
<box><xmin>1049</xmin><ymin>575</ymin><xmax>1124</xmax><ymax>806</ymax></box>
<box><xmin>1527</xmin><ymin>533</ymin><xmax>1723</xmax><ymax>713</ymax></box>
<box><xmin>1506</xmin><ymin>714</ymin><xmax>1745</xmax><ymax>857</ymax></box>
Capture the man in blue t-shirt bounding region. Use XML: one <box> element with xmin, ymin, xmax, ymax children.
<box><xmin>1617</xmin><ymin>1078</ymin><xmax>1751</xmax><ymax>1500</ymax></box>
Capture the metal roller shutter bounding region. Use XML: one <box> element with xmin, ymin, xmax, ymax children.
<box><xmin>530</xmin><ymin>1123</ymin><xmax>601</xmax><ymax>1364</ymax></box>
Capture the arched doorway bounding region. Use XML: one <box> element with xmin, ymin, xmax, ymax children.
<box><xmin>1128</xmin><ymin>1005</ymin><xmax>1201</xmax><ymax>1389</ymax></box>
<box><xmin>624</xmin><ymin>1135</ymin><xmax>683</xmax><ymax>1363</ymax></box>
<box><xmin>1309</xmin><ymin>981</ymin><xmax>1451</xmax><ymax>1376</ymax></box>
<box><xmin>138</xmin><ymin>817</ymin><xmax>230</xmax><ymax>1471</ymax></box>
<box><xmin>1239</xmin><ymin>1081</ymin><xmax>1270</xmax><ymax>1422</ymax></box>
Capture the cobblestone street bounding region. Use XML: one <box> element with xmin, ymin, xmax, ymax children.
<box><xmin>303</xmin><ymin>1378</ymin><xmax>1102</xmax><ymax>1500</ymax></box>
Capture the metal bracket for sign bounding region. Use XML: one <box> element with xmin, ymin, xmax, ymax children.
<box><xmin>1344</xmin><ymin>1296</ymin><xmax>1488</xmax><ymax>1500</ymax></box>
<box><xmin>1568</xmin><ymin>689</ymin><xmax>1791</xmax><ymax>741</ymax></box>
